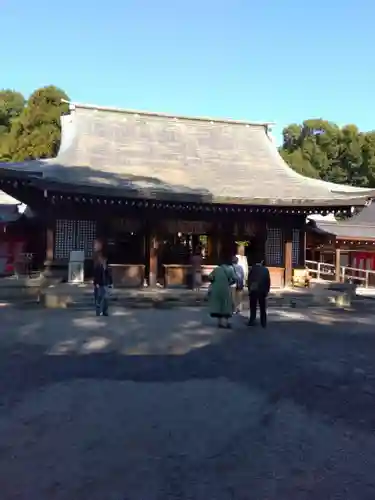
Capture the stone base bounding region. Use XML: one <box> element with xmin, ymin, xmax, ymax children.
<box><xmin>333</xmin><ymin>293</ymin><xmax>352</xmax><ymax>308</ymax></box>
<box><xmin>40</xmin><ymin>293</ymin><xmax>71</xmax><ymax>309</ymax></box>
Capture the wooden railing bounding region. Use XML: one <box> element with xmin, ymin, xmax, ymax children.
<box><xmin>305</xmin><ymin>260</ymin><xmax>375</xmax><ymax>288</ymax></box>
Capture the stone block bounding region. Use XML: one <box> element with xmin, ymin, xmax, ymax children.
<box><xmin>334</xmin><ymin>293</ymin><xmax>352</xmax><ymax>308</ymax></box>
<box><xmin>41</xmin><ymin>293</ymin><xmax>70</xmax><ymax>309</ymax></box>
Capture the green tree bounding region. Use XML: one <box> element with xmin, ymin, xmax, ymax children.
<box><xmin>362</xmin><ymin>131</ymin><xmax>375</xmax><ymax>186</ymax></box>
<box><xmin>338</xmin><ymin>125</ymin><xmax>367</xmax><ymax>186</ymax></box>
<box><xmin>6</xmin><ymin>85</ymin><xmax>69</xmax><ymax>161</ymax></box>
<box><xmin>280</xmin><ymin>118</ymin><xmax>375</xmax><ymax>187</ymax></box>
<box><xmin>279</xmin><ymin>148</ymin><xmax>319</xmax><ymax>178</ymax></box>
<box><xmin>280</xmin><ymin>123</ymin><xmax>319</xmax><ymax>178</ymax></box>
<box><xmin>0</xmin><ymin>90</ymin><xmax>25</xmax><ymax>160</ymax></box>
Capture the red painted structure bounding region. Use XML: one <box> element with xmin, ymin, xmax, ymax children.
<box><xmin>307</xmin><ymin>201</ymin><xmax>375</xmax><ymax>283</ymax></box>
<box><xmin>0</xmin><ymin>203</ymin><xmax>34</xmax><ymax>275</ymax></box>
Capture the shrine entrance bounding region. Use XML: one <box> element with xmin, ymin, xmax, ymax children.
<box><xmin>158</xmin><ymin>219</ymin><xmax>210</xmax><ymax>286</ymax></box>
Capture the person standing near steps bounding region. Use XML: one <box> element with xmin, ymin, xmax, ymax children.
<box><xmin>208</xmin><ymin>257</ymin><xmax>236</xmax><ymax>329</ymax></box>
<box><xmin>93</xmin><ymin>254</ymin><xmax>113</xmax><ymax>316</ymax></box>
<box><xmin>236</xmin><ymin>245</ymin><xmax>249</xmax><ymax>285</ymax></box>
<box><xmin>234</xmin><ymin>245</ymin><xmax>248</xmax><ymax>312</ymax></box>
<box><xmin>247</xmin><ymin>260</ymin><xmax>271</xmax><ymax>328</ymax></box>
<box><xmin>231</xmin><ymin>256</ymin><xmax>245</xmax><ymax>314</ymax></box>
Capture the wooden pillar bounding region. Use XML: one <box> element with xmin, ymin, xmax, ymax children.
<box><xmin>221</xmin><ymin>220</ymin><xmax>234</xmax><ymax>260</ymax></box>
<box><xmin>215</xmin><ymin>222</ymin><xmax>223</xmax><ymax>262</ymax></box>
<box><xmin>46</xmin><ymin>226</ymin><xmax>54</xmax><ymax>262</ymax></box>
<box><xmin>207</xmin><ymin>234</ymin><xmax>213</xmax><ymax>261</ymax></box>
<box><xmin>149</xmin><ymin>234</ymin><xmax>158</xmax><ymax>288</ymax></box>
<box><xmin>257</xmin><ymin>222</ymin><xmax>267</xmax><ymax>263</ymax></box>
<box><xmin>335</xmin><ymin>245</ymin><xmax>341</xmax><ymax>282</ymax></box>
<box><xmin>95</xmin><ymin>215</ymin><xmax>107</xmax><ymax>256</ymax></box>
<box><xmin>43</xmin><ymin>220</ymin><xmax>55</xmax><ymax>278</ymax></box>
<box><xmin>348</xmin><ymin>249</ymin><xmax>353</xmax><ymax>268</ymax></box>
<box><xmin>284</xmin><ymin>227</ymin><xmax>293</xmax><ymax>287</ymax></box>
<box><xmin>299</xmin><ymin>229</ymin><xmax>306</xmax><ymax>267</ymax></box>
<box><xmin>192</xmin><ymin>234</ymin><xmax>199</xmax><ymax>252</ymax></box>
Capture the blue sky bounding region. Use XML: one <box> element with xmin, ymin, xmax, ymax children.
<box><xmin>2</xmin><ymin>0</ymin><xmax>374</xmax><ymax>143</ymax></box>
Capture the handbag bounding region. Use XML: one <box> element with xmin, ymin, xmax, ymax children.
<box><xmin>231</xmin><ymin>265</ymin><xmax>243</xmax><ymax>290</ymax></box>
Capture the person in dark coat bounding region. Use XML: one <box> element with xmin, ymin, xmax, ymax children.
<box><xmin>93</xmin><ymin>255</ymin><xmax>113</xmax><ymax>316</ymax></box>
<box><xmin>247</xmin><ymin>260</ymin><xmax>271</xmax><ymax>328</ymax></box>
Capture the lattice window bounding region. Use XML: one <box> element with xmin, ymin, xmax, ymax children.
<box><xmin>76</xmin><ymin>220</ymin><xmax>96</xmax><ymax>257</ymax></box>
<box><xmin>292</xmin><ymin>229</ymin><xmax>300</xmax><ymax>266</ymax></box>
<box><xmin>54</xmin><ymin>219</ymin><xmax>96</xmax><ymax>259</ymax></box>
<box><xmin>266</xmin><ymin>227</ymin><xmax>283</xmax><ymax>266</ymax></box>
<box><xmin>55</xmin><ymin>219</ymin><xmax>76</xmax><ymax>259</ymax></box>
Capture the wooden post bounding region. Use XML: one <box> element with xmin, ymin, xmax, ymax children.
<box><xmin>192</xmin><ymin>234</ymin><xmax>199</xmax><ymax>252</ymax></box>
<box><xmin>257</xmin><ymin>222</ymin><xmax>267</xmax><ymax>264</ymax></box>
<box><xmin>149</xmin><ymin>235</ymin><xmax>158</xmax><ymax>288</ymax></box>
<box><xmin>216</xmin><ymin>237</ymin><xmax>222</xmax><ymax>262</ymax></box>
<box><xmin>348</xmin><ymin>250</ymin><xmax>353</xmax><ymax>269</ymax></box>
<box><xmin>299</xmin><ymin>229</ymin><xmax>306</xmax><ymax>267</ymax></box>
<box><xmin>207</xmin><ymin>234</ymin><xmax>213</xmax><ymax>261</ymax></box>
<box><xmin>335</xmin><ymin>246</ymin><xmax>341</xmax><ymax>282</ymax></box>
<box><xmin>284</xmin><ymin>227</ymin><xmax>293</xmax><ymax>287</ymax></box>
<box><xmin>46</xmin><ymin>227</ymin><xmax>54</xmax><ymax>262</ymax></box>
<box><xmin>43</xmin><ymin>221</ymin><xmax>55</xmax><ymax>279</ymax></box>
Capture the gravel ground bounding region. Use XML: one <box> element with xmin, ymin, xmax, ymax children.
<box><xmin>1</xmin><ymin>305</ymin><xmax>375</xmax><ymax>499</ymax></box>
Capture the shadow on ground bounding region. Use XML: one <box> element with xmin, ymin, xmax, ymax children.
<box><xmin>1</xmin><ymin>306</ymin><xmax>375</xmax><ymax>433</ymax></box>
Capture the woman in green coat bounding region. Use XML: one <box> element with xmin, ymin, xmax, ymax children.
<box><xmin>208</xmin><ymin>261</ymin><xmax>236</xmax><ymax>328</ymax></box>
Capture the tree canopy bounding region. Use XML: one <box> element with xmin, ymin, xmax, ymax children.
<box><xmin>0</xmin><ymin>85</ymin><xmax>69</xmax><ymax>162</ymax></box>
<box><xmin>280</xmin><ymin>119</ymin><xmax>375</xmax><ymax>187</ymax></box>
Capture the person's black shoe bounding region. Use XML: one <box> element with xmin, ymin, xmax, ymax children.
<box><xmin>247</xmin><ymin>321</ymin><xmax>255</xmax><ymax>327</ymax></box>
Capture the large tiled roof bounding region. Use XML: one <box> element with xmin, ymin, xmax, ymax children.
<box><xmin>1</xmin><ymin>102</ymin><xmax>375</xmax><ymax>206</ymax></box>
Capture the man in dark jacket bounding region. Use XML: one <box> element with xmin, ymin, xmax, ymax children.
<box><xmin>93</xmin><ymin>256</ymin><xmax>113</xmax><ymax>316</ymax></box>
<box><xmin>247</xmin><ymin>260</ymin><xmax>271</xmax><ymax>328</ymax></box>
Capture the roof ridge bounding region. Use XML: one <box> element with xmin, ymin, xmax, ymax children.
<box><xmin>319</xmin><ymin>221</ymin><xmax>375</xmax><ymax>227</ymax></box>
<box><xmin>65</xmin><ymin>100</ymin><xmax>274</xmax><ymax>128</ymax></box>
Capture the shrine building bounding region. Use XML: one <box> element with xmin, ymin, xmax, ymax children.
<box><xmin>0</xmin><ymin>102</ymin><xmax>374</xmax><ymax>287</ymax></box>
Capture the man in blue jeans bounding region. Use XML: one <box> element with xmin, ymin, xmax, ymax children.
<box><xmin>93</xmin><ymin>255</ymin><xmax>113</xmax><ymax>316</ymax></box>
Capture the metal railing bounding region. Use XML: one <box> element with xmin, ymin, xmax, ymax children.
<box><xmin>305</xmin><ymin>260</ymin><xmax>375</xmax><ymax>288</ymax></box>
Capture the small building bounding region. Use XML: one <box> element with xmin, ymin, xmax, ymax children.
<box><xmin>307</xmin><ymin>202</ymin><xmax>375</xmax><ymax>284</ymax></box>
<box><xmin>0</xmin><ymin>102</ymin><xmax>374</xmax><ymax>287</ymax></box>
<box><xmin>0</xmin><ymin>191</ymin><xmax>36</xmax><ymax>275</ymax></box>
